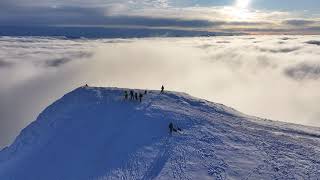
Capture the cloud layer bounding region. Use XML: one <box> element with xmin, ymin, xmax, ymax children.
<box><xmin>1</xmin><ymin>35</ymin><xmax>320</xmax><ymax>148</ymax></box>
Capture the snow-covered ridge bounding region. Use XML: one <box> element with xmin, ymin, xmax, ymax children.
<box><xmin>0</xmin><ymin>86</ymin><xmax>320</xmax><ymax>179</ymax></box>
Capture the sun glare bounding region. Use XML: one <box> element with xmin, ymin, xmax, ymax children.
<box><xmin>228</xmin><ymin>0</ymin><xmax>253</xmax><ymax>20</ymax></box>
<box><xmin>235</xmin><ymin>0</ymin><xmax>251</xmax><ymax>9</ymax></box>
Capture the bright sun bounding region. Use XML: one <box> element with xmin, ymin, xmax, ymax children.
<box><xmin>229</xmin><ymin>0</ymin><xmax>253</xmax><ymax>20</ymax></box>
<box><xmin>235</xmin><ymin>0</ymin><xmax>251</xmax><ymax>9</ymax></box>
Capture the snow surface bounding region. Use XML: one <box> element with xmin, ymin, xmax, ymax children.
<box><xmin>0</xmin><ymin>86</ymin><xmax>320</xmax><ymax>180</ymax></box>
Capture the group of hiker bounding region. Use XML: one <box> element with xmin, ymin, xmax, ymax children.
<box><xmin>124</xmin><ymin>90</ymin><xmax>146</xmax><ymax>102</ymax></box>
<box><xmin>84</xmin><ymin>84</ymin><xmax>181</xmax><ymax>135</ymax></box>
<box><xmin>124</xmin><ymin>85</ymin><xmax>165</xmax><ymax>103</ymax></box>
<box><xmin>123</xmin><ymin>85</ymin><xmax>180</xmax><ymax>134</ymax></box>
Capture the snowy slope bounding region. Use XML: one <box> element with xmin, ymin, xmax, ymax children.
<box><xmin>0</xmin><ymin>86</ymin><xmax>320</xmax><ymax>180</ymax></box>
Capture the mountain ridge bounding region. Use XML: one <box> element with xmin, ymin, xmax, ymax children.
<box><xmin>0</xmin><ymin>86</ymin><xmax>320</xmax><ymax>179</ymax></box>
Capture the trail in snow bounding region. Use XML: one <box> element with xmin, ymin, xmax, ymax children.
<box><xmin>142</xmin><ymin>136</ymin><xmax>171</xmax><ymax>180</ymax></box>
<box><xmin>0</xmin><ymin>86</ymin><xmax>320</xmax><ymax>180</ymax></box>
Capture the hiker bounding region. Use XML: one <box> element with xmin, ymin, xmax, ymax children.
<box><xmin>124</xmin><ymin>91</ymin><xmax>128</xmax><ymax>100</ymax></box>
<box><xmin>135</xmin><ymin>92</ymin><xmax>138</xmax><ymax>100</ymax></box>
<box><xmin>144</xmin><ymin>90</ymin><xmax>147</xmax><ymax>95</ymax></box>
<box><xmin>169</xmin><ymin>122</ymin><xmax>174</xmax><ymax>134</ymax></box>
<box><xmin>139</xmin><ymin>93</ymin><xmax>143</xmax><ymax>102</ymax></box>
<box><xmin>130</xmin><ymin>90</ymin><xmax>134</xmax><ymax>100</ymax></box>
<box><xmin>161</xmin><ymin>85</ymin><xmax>164</xmax><ymax>93</ymax></box>
<box><xmin>85</xmin><ymin>84</ymin><xmax>88</xmax><ymax>87</ymax></box>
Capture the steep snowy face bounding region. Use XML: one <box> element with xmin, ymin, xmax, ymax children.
<box><xmin>0</xmin><ymin>86</ymin><xmax>320</xmax><ymax>180</ymax></box>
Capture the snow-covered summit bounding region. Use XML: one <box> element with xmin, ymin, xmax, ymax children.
<box><xmin>0</xmin><ymin>86</ymin><xmax>320</xmax><ymax>180</ymax></box>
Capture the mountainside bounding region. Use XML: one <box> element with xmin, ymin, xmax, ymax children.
<box><xmin>0</xmin><ymin>86</ymin><xmax>320</xmax><ymax>180</ymax></box>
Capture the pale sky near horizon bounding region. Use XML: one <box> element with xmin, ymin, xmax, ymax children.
<box><xmin>0</xmin><ymin>0</ymin><xmax>319</xmax><ymax>34</ymax></box>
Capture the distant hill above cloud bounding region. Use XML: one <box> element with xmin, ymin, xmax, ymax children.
<box><xmin>0</xmin><ymin>26</ymin><xmax>243</xmax><ymax>39</ymax></box>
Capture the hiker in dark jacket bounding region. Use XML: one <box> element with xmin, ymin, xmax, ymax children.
<box><xmin>139</xmin><ymin>93</ymin><xmax>143</xmax><ymax>102</ymax></box>
<box><xmin>130</xmin><ymin>90</ymin><xmax>134</xmax><ymax>100</ymax></box>
<box><xmin>135</xmin><ymin>92</ymin><xmax>138</xmax><ymax>100</ymax></box>
<box><xmin>161</xmin><ymin>85</ymin><xmax>164</xmax><ymax>93</ymax></box>
<box><xmin>124</xmin><ymin>91</ymin><xmax>128</xmax><ymax>100</ymax></box>
<box><xmin>169</xmin><ymin>122</ymin><xmax>174</xmax><ymax>134</ymax></box>
<box><xmin>144</xmin><ymin>90</ymin><xmax>147</xmax><ymax>95</ymax></box>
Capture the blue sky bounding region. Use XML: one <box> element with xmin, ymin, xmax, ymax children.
<box><xmin>251</xmin><ymin>0</ymin><xmax>319</xmax><ymax>11</ymax></box>
<box><xmin>0</xmin><ymin>0</ymin><xmax>319</xmax><ymax>34</ymax></box>
<box><xmin>171</xmin><ymin>0</ymin><xmax>319</xmax><ymax>11</ymax></box>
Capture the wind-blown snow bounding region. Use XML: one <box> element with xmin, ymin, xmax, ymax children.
<box><xmin>0</xmin><ymin>87</ymin><xmax>320</xmax><ymax>179</ymax></box>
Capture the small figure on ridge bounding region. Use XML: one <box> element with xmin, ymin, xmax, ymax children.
<box><xmin>130</xmin><ymin>90</ymin><xmax>134</xmax><ymax>100</ymax></box>
<box><xmin>135</xmin><ymin>92</ymin><xmax>138</xmax><ymax>100</ymax></box>
<box><xmin>124</xmin><ymin>91</ymin><xmax>128</xmax><ymax>100</ymax></box>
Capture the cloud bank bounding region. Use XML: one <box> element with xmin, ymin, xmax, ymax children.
<box><xmin>285</xmin><ymin>63</ymin><xmax>320</xmax><ymax>80</ymax></box>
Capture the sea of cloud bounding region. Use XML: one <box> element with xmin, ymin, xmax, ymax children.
<box><xmin>0</xmin><ymin>35</ymin><xmax>320</xmax><ymax>147</ymax></box>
